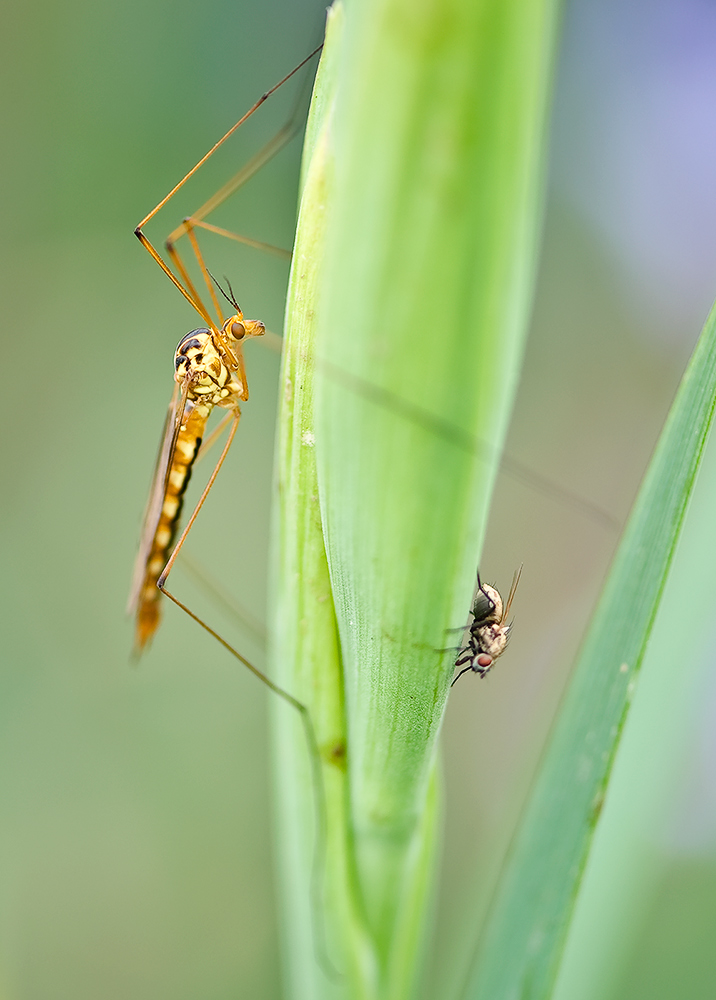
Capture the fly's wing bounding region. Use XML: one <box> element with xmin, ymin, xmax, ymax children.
<box><xmin>501</xmin><ymin>564</ymin><xmax>523</xmax><ymax>623</ymax></box>
<box><xmin>126</xmin><ymin>384</ymin><xmax>182</xmax><ymax>616</ymax></box>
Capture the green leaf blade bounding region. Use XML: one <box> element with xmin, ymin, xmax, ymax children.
<box><xmin>465</xmin><ymin>302</ymin><xmax>716</xmax><ymax>999</ymax></box>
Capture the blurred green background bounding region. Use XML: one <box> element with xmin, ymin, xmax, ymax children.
<box><xmin>2</xmin><ymin>0</ymin><xmax>716</xmax><ymax>998</ymax></box>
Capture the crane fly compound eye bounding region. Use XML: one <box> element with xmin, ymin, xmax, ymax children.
<box><xmin>230</xmin><ymin>321</ymin><xmax>246</xmax><ymax>340</ymax></box>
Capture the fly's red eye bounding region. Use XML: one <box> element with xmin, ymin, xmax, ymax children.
<box><xmin>477</xmin><ymin>654</ymin><xmax>492</xmax><ymax>669</ymax></box>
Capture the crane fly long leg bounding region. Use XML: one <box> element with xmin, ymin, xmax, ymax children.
<box><xmin>134</xmin><ymin>45</ymin><xmax>322</xmax><ymax>324</ymax></box>
<box><xmin>183</xmin><ymin>225</ymin><xmax>225</xmax><ymax>326</ymax></box>
<box><xmin>182</xmin><ymin>118</ymin><xmax>299</xmax><ymax>229</ymax></box>
<box><xmin>156</xmin><ymin>579</ymin><xmax>336</xmax><ymax>977</ymax></box>
<box><xmin>162</xmin><ymin>103</ymin><xmax>309</xmax><ymax>325</ymax></box>
<box><xmin>185</xmin><ymin>219</ymin><xmax>293</xmax><ymax>260</ymax></box>
<box><xmin>135</xmin><ymin>46</ymin><xmax>321</xmax><ymax>232</ymax></box>
<box><xmin>166</xmin><ymin>217</ymin><xmax>293</xmax><ymax>324</ymax></box>
<box><xmin>148</xmin><ymin>403</ymin><xmax>338</xmax><ymax>979</ymax></box>
<box><xmin>134</xmin><ymin>230</ymin><xmax>215</xmax><ymax>329</ymax></box>
<box><xmin>138</xmin><ymin>382</ymin><xmax>338</xmax><ymax>978</ymax></box>
<box><xmin>178</xmin><ymin>552</ymin><xmax>267</xmax><ymax>647</ymax></box>
<box><xmin>162</xmin><ymin>117</ymin><xmax>299</xmax><ymax>312</ymax></box>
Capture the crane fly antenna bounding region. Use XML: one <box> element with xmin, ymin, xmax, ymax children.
<box><xmin>207</xmin><ymin>269</ymin><xmax>242</xmax><ymax>313</ymax></box>
<box><xmin>224</xmin><ymin>276</ymin><xmax>240</xmax><ymax>312</ymax></box>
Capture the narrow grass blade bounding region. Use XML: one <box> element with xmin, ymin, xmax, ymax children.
<box><xmin>463</xmin><ymin>301</ymin><xmax>716</xmax><ymax>1000</ymax></box>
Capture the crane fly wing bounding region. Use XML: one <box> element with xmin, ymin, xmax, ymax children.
<box><xmin>127</xmin><ymin>381</ymin><xmax>188</xmax><ymax>615</ymax></box>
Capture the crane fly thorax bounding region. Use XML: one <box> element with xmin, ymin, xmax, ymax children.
<box><xmin>174</xmin><ymin>329</ymin><xmax>243</xmax><ymax>404</ymax></box>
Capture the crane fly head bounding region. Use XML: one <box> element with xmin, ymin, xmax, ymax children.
<box><xmin>208</xmin><ymin>271</ymin><xmax>266</xmax><ymax>360</ymax></box>
<box><xmin>223</xmin><ymin>314</ymin><xmax>266</xmax><ymax>346</ymax></box>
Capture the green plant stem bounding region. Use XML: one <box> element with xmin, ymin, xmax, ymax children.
<box><xmin>272</xmin><ymin>0</ymin><xmax>560</xmax><ymax>996</ymax></box>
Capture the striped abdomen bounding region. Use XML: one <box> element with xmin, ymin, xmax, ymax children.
<box><xmin>134</xmin><ymin>402</ymin><xmax>209</xmax><ymax>651</ymax></box>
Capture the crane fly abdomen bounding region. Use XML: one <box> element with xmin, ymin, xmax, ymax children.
<box><xmin>133</xmin><ymin>402</ymin><xmax>208</xmax><ymax>651</ymax></box>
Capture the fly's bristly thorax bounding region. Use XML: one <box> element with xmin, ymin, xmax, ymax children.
<box><xmin>472</xmin><ymin>583</ymin><xmax>503</xmax><ymax>627</ymax></box>
<box><xmin>477</xmin><ymin>621</ymin><xmax>511</xmax><ymax>660</ymax></box>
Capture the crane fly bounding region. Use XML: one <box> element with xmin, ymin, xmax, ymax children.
<box><xmin>125</xmin><ymin>43</ymin><xmax>338</xmax><ymax>977</ymax></box>
<box><xmin>128</xmin><ymin>46</ymin><xmax>322</xmax><ymax>652</ymax></box>
<box><xmin>127</xmin><ymin>281</ymin><xmax>265</xmax><ymax>650</ymax></box>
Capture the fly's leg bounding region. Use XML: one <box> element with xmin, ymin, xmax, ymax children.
<box><xmin>451</xmin><ymin>665</ymin><xmax>475</xmax><ymax>688</ymax></box>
